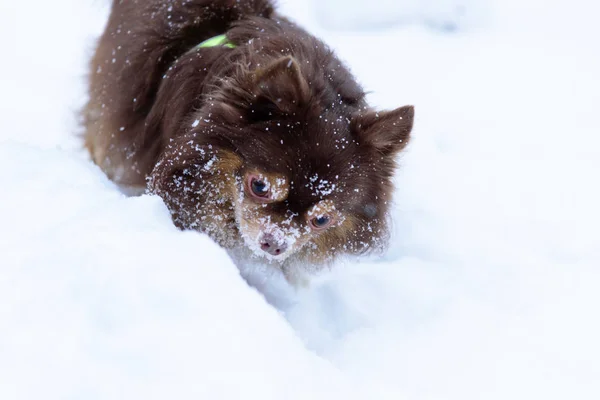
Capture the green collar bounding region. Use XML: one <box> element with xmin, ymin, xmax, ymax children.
<box><xmin>170</xmin><ymin>35</ymin><xmax>235</xmax><ymax>76</ymax></box>
<box><xmin>194</xmin><ymin>34</ymin><xmax>236</xmax><ymax>50</ymax></box>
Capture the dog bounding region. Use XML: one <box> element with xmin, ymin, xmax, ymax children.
<box><xmin>83</xmin><ymin>0</ymin><xmax>414</xmax><ymax>284</ymax></box>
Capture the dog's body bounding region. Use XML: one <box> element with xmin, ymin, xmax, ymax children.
<box><xmin>83</xmin><ymin>0</ymin><xmax>414</xmax><ymax>283</ymax></box>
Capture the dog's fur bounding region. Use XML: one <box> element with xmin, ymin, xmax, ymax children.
<box><xmin>83</xmin><ymin>0</ymin><xmax>414</xmax><ymax>283</ymax></box>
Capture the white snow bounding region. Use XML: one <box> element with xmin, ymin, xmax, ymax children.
<box><xmin>1</xmin><ymin>0</ymin><xmax>600</xmax><ymax>399</ymax></box>
<box><xmin>312</xmin><ymin>0</ymin><xmax>490</xmax><ymax>32</ymax></box>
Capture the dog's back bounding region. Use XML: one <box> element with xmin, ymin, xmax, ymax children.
<box><xmin>83</xmin><ymin>0</ymin><xmax>275</xmax><ymax>190</ymax></box>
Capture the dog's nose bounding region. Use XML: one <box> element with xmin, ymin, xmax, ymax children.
<box><xmin>260</xmin><ymin>234</ymin><xmax>288</xmax><ymax>256</ymax></box>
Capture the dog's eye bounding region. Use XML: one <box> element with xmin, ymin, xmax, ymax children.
<box><xmin>310</xmin><ymin>215</ymin><xmax>333</xmax><ymax>231</ymax></box>
<box><xmin>249</xmin><ymin>177</ymin><xmax>271</xmax><ymax>199</ymax></box>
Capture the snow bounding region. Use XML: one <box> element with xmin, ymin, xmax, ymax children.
<box><xmin>1</xmin><ymin>0</ymin><xmax>600</xmax><ymax>399</ymax></box>
<box><xmin>313</xmin><ymin>0</ymin><xmax>490</xmax><ymax>32</ymax></box>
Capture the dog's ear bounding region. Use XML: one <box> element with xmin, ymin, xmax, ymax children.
<box><xmin>254</xmin><ymin>55</ymin><xmax>310</xmax><ymax>100</ymax></box>
<box><xmin>353</xmin><ymin>106</ymin><xmax>414</xmax><ymax>156</ymax></box>
<box><xmin>250</xmin><ymin>56</ymin><xmax>310</xmax><ymax>116</ymax></box>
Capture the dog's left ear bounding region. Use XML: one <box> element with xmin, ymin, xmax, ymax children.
<box><xmin>353</xmin><ymin>106</ymin><xmax>414</xmax><ymax>156</ymax></box>
<box><xmin>251</xmin><ymin>56</ymin><xmax>311</xmax><ymax>114</ymax></box>
<box><xmin>254</xmin><ymin>56</ymin><xmax>309</xmax><ymax>99</ymax></box>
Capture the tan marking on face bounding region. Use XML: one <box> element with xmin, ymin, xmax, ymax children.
<box><xmin>207</xmin><ymin>150</ymin><xmax>243</xmax><ymax>200</ymax></box>
<box><xmin>308</xmin><ymin>214</ymin><xmax>359</xmax><ymax>263</ymax></box>
<box><xmin>216</xmin><ymin>150</ymin><xmax>244</xmax><ymax>177</ymax></box>
<box><xmin>191</xmin><ymin>150</ymin><xmax>243</xmax><ymax>248</ymax></box>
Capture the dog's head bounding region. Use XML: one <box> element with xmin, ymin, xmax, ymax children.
<box><xmin>151</xmin><ymin>54</ymin><xmax>414</xmax><ymax>264</ymax></box>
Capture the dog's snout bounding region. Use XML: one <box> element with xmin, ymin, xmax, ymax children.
<box><xmin>260</xmin><ymin>233</ymin><xmax>288</xmax><ymax>256</ymax></box>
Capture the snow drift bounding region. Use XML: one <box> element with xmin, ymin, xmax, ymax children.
<box><xmin>1</xmin><ymin>0</ymin><xmax>599</xmax><ymax>399</ymax></box>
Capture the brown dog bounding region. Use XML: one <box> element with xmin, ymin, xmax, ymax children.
<box><xmin>83</xmin><ymin>0</ymin><xmax>414</xmax><ymax>283</ymax></box>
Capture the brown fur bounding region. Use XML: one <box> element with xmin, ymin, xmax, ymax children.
<box><xmin>82</xmin><ymin>0</ymin><xmax>414</xmax><ymax>282</ymax></box>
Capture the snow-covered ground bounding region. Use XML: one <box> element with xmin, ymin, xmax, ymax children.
<box><xmin>1</xmin><ymin>0</ymin><xmax>599</xmax><ymax>399</ymax></box>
